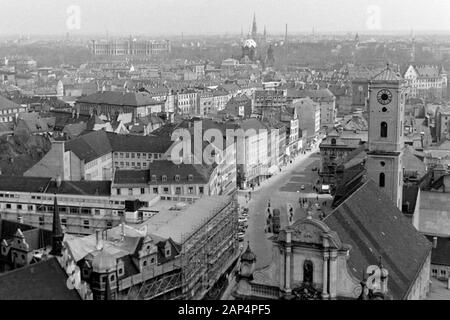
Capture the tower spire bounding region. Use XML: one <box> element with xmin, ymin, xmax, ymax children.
<box><xmin>50</xmin><ymin>193</ymin><xmax>64</xmax><ymax>256</ymax></box>
<box><xmin>252</xmin><ymin>12</ymin><xmax>257</xmax><ymax>38</ymax></box>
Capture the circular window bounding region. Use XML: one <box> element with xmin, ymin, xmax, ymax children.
<box><xmin>382</xmin><ymin>107</ymin><xmax>387</xmax><ymax>112</ymax></box>
<box><xmin>380</xmin><ymin>161</ymin><xmax>386</xmax><ymax>167</ymax></box>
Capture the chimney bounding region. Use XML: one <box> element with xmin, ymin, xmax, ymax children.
<box><xmin>433</xmin><ymin>236</ymin><xmax>438</xmax><ymax>248</ymax></box>
<box><xmin>95</xmin><ymin>229</ymin><xmax>103</xmax><ymax>250</ymax></box>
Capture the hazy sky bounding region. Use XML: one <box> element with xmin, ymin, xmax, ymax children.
<box><xmin>1</xmin><ymin>0</ymin><xmax>450</xmax><ymax>36</ymax></box>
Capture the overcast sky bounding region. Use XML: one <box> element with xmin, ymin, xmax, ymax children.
<box><xmin>1</xmin><ymin>0</ymin><xmax>450</xmax><ymax>36</ymax></box>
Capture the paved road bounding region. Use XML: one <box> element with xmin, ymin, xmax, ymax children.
<box><xmin>237</xmin><ymin>148</ymin><xmax>333</xmax><ymax>270</ymax></box>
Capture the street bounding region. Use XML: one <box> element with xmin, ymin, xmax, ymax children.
<box><xmin>237</xmin><ymin>147</ymin><xmax>333</xmax><ymax>270</ymax></box>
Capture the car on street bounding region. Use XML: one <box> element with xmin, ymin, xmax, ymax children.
<box><xmin>300</xmin><ymin>185</ymin><xmax>305</xmax><ymax>190</ymax></box>
<box><xmin>239</xmin><ymin>217</ymin><xmax>248</xmax><ymax>223</ymax></box>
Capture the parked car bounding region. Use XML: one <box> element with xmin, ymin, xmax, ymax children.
<box><xmin>239</xmin><ymin>217</ymin><xmax>248</xmax><ymax>223</ymax></box>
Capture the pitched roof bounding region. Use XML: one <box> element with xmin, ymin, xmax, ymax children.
<box><xmin>0</xmin><ymin>94</ymin><xmax>21</xmax><ymax>110</ymax></box>
<box><xmin>76</xmin><ymin>91</ymin><xmax>161</xmax><ymax>107</ymax></box>
<box><xmin>371</xmin><ymin>66</ymin><xmax>403</xmax><ymax>82</ymax></box>
<box><xmin>65</xmin><ymin>131</ymin><xmax>174</xmax><ymax>162</ymax></box>
<box><xmin>425</xmin><ymin>236</ymin><xmax>450</xmax><ymax>266</ymax></box>
<box><xmin>134</xmin><ymin>160</ymin><xmax>216</xmax><ymax>185</ymax></box>
<box><xmin>0</xmin><ymin>176</ymin><xmax>52</xmax><ymax>193</ymax></box>
<box><xmin>324</xmin><ymin>180</ymin><xmax>432</xmax><ymax>299</ymax></box>
<box><xmin>0</xmin><ymin>257</ymin><xmax>81</xmax><ymax>300</ymax></box>
<box><xmin>65</xmin><ymin>130</ymin><xmax>112</xmax><ymax>163</ymax></box>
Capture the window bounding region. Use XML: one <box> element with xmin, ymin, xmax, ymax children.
<box><xmin>331</xmin><ymin>138</ymin><xmax>336</xmax><ymax>145</ymax></box>
<box><xmin>131</xmin><ymin>153</ymin><xmax>135</xmax><ymax>159</ymax></box>
<box><xmin>128</xmin><ymin>188</ymin><xmax>133</xmax><ymax>196</ymax></box>
<box><xmin>140</xmin><ymin>188</ymin><xmax>145</xmax><ymax>195</ymax></box>
<box><xmin>188</xmin><ymin>187</ymin><xmax>194</xmax><ymax>194</ymax></box>
<box><xmin>125</xmin><ymin>153</ymin><xmax>130</xmax><ymax>158</ymax></box>
<box><xmin>61</xmin><ymin>218</ymin><xmax>67</xmax><ymax>226</ymax></box>
<box><xmin>136</xmin><ymin>153</ymin><xmax>140</xmax><ymax>158</ymax></box>
<box><xmin>143</xmin><ymin>260</ymin><xmax>147</xmax><ymax>267</ymax></box>
<box><xmin>83</xmin><ymin>220</ymin><xmax>90</xmax><ymax>229</ymax></box>
<box><xmin>380</xmin><ymin>122</ymin><xmax>388</xmax><ymax>138</ymax></box>
<box><xmin>441</xmin><ymin>270</ymin><xmax>446</xmax><ymax>277</ymax></box>
<box><xmin>152</xmin><ymin>175</ymin><xmax>157</xmax><ymax>181</ymax></box>
<box><xmin>117</xmin><ymin>189</ymin><xmax>121</xmax><ymax>195</ymax></box>
<box><xmin>131</xmin><ymin>162</ymin><xmax>135</xmax><ymax>167</ymax></box>
<box><xmin>379</xmin><ymin>173</ymin><xmax>385</xmax><ymax>187</ymax></box>
<box><xmin>432</xmin><ymin>269</ymin><xmax>438</xmax><ymax>277</ymax></box>
<box><xmin>175</xmin><ymin>175</ymin><xmax>180</xmax><ymax>182</ymax></box>
<box><xmin>175</xmin><ymin>187</ymin><xmax>181</xmax><ymax>195</ymax></box>
<box><xmin>162</xmin><ymin>175</ymin><xmax>167</xmax><ymax>182</ymax></box>
<box><xmin>94</xmin><ymin>209</ymin><xmax>100</xmax><ymax>215</ymax></box>
<box><xmin>199</xmin><ymin>187</ymin><xmax>204</xmax><ymax>194</ymax></box>
<box><xmin>126</xmin><ymin>162</ymin><xmax>130</xmax><ymax>166</ymax></box>
<box><xmin>150</xmin><ymin>257</ymin><xmax>155</xmax><ymax>264</ymax></box>
<box><xmin>143</xmin><ymin>162</ymin><xmax>147</xmax><ymax>167</ymax></box>
<box><xmin>153</xmin><ymin>188</ymin><xmax>158</xmax><ymax>194</ymax></box>
<box><xmin>303</xmin><ymin>260</ymin><xmax>313</xmax><ymax>284</ymax></box>
<box><xmin>106</xmin><ymin>221</ymin><xmax>112</xmax><ymax>228</ymax></box>
<box><xmin>6</xmin><ymin>204</ymin><xmax>11</xmax><ymax>209</ymax></box>
<box><xmin>39</xmin><ymin>216</ymin><xmax>45</xmax><ymax>226</ymax></box>
<box><xmin>118</xmin><ymin>268</ymin><xmax>124</xmax><ymax>276</ymax></box>
<box><xmin>188</xmin><ymin>174</ymin><xmax>193</xmax><ymax>181</ymax></box>
<box><xmin>110</xmin><ymin>274</ymin><xmax>115</xmax><ymax>281</ymax></box>
<box><xmin>17</xmin><ymin>204</ymin><xmax>22</xmax><ymax>210</ymax></box>
<box><xmin>28</xmin><ymin>205</ymin><xmax>33</xmax><ymax>211</ymax></box>
<box><xmin>70</xmin><ymin>208</ymin><xmax>79</xmax><ymax>214</ymax></box>
<box><xmin>163</xmin><ymin>187</ymin><xmax>169</xmax><ymax>194</ymax></box>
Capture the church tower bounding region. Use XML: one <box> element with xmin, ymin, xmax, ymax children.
<box><xmin>366</xmin><ymin>65</ymin><xmax>405</xmax><ymax>209</ymax></box>
<box><xmin>50</xmin><ymin>194</ymin><xmax>64</xmax><ymax>256</ymax></box>
<box><xmin>251</xmin><ymin>13</ymin><xmax>257</xmax><ymax>40</ymax></box>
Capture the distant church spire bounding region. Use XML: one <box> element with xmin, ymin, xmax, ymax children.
<box><xmin>50</xmin><ymin>193</ymin><xmax>63</xmax><ymax>257</ymax></box>
<box><xmin>252</xmin><ymin>12</ymin><xmax>257</xmax><ymax>38</ymax></box>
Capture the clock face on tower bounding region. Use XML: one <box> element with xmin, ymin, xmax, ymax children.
<box><xmin>377</xmin><ymin>89</ymin><xmax>393</xmax><ymax>105</ymax></box>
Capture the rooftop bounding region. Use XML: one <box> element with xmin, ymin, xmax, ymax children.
<box><xmin>324</xmin><ymin>179</ymin><xmax>432</xmax><ymax>300</ymax></box>
<box><xmin>139</xmin><ymin>195</ymin><xmax>232</xmax><ymax>244</ymax></box>
<box><xmin>76</xmin><ymin>91</ymin><xmax>162</xmax><ymax>107</ymax></box>
<box><xmin>0</xmin><ymin>257</ymin><xmax>81</xmax><ymax>300</ymax></box>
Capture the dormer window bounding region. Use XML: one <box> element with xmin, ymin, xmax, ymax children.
<box><xmin>165</xmin><ymin>242</ymin><xmax>171</xmax><ymax>258</ymax></box>
<box><xmin>162</xmin><ymin>175</ymin><xmax>167</xmax><ymax>182</ymax></box>
<box><xmin>152</xmin><ymin>175</ymin><xmax>157</xmax><ymax>182</ymax></box>
<box><xmin>175</xmin><ymin>175</ymin><xmax>180</xmax><ymax>182</ymax></box>
<box><xmin>188</xmin><ymin>174</ymin><xmax>193</xmax><ymax>181</ymax></box>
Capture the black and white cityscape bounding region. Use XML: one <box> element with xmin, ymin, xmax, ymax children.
<box><xmin>0</xmin><ymin>0</ymin><xmax>450</xmax><ymax>302</ymax></box>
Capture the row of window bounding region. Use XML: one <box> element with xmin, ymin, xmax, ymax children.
<box><xmin>115</xmin><ymin>161</ymin><xmax>148</xmax><ymax>168</ymax></box>
<box><xmin>113</xmin><ymin>152</ymin><xmax>160</xmax><ymax>159</ymax></box>
<box><xmin>431</xmin><ymin>269</ymin><xmax>447</xmax><ymax>277</ymax></box>
<box><xmin>3</xmin><ymin>203</ymin><xmax>125</xmax><ymax>216</ymax></box>
<box><xmin>116</xmin><ymin>186</ymin><xmax>203</xmax><ymax>196</ymax></box>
